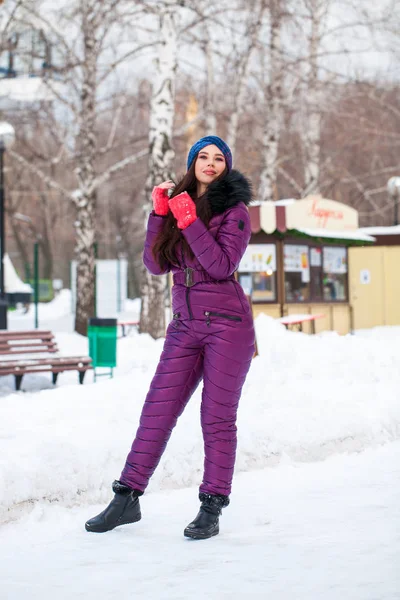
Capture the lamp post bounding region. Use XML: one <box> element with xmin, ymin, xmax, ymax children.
<box><xmin>0</xmin><ymin>121</ymin><xmax>16</xmax><ymax>329</ymax></box>
<box><xmin>387</xmin><ymin>177</ymin><xmax>400</xmax><ymax>226</ymax></box>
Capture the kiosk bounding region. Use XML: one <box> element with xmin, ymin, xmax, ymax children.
<box><xmin>238</xmin><ymin>195</ymin><xmax>375</xmax><ymax>335</ymax></box>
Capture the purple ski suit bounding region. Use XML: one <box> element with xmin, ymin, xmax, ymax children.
<box><xmin>120</xmin><ymin>170</ymin><xmax>255</xmax><ymax>497</ymax></box>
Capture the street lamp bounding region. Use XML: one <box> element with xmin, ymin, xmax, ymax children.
<box><xmin>0</xmin><ymin>121</ymin><xmax>16</xmax><ymax>329</ymax></box>
<box><xmin>387</xmin><ymin>176</ymin><xmax>400</xmax><ymax>227</ymax></box>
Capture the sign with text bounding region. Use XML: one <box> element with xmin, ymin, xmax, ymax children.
<box><xmin>286</xmin><ymin>195</ymin><xmax>358</xmax><ymax>231</ymax></box>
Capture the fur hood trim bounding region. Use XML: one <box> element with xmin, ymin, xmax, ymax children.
<box><xmin>207</xmin><ymin>169</ymin><xmax>253</xmax><ymax>216</ymax></box>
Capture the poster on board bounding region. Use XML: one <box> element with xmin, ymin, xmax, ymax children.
<box><xmin>323</xmin><ymin>247</ymin><xmax>347</xmax><ymax>274</ymax></box>
<box><xmin>284</xmin><ymin>245</ymin><xmax>310</xmax><ymax>282</ymax></box>
<box><xmin>239</xmin><ymin>244</ymin><xmax>276</xmax><ymax>273</ymax></box>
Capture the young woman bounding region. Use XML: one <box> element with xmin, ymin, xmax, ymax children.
<box><xmin>85</xmin><ymin>135</ymin><xmax>255</xmax><ymax>540</ymax></box>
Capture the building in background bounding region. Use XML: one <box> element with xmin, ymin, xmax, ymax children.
<box><xmin>348</xmin><ymin>226</ymin><xmax>400</xmax><ymax>331</ymax></box>
<box><xmin>237</xmin><ymin>195</ymin><xmax>376</xmax><ymax>334</ymax></box>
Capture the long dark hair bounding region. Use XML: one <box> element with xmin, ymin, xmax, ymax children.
<box><xmin>152</xmin><ymin>159</ymin><xmax>228</xmax><ymax>269</ymax></box>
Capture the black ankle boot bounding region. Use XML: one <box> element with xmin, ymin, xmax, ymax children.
<box><xmin>184</xmin><ymin>493</ymin><xmax>230</xmax><ymax>540</ymax></box>
<box><xmin>85</xmin><ymin>480</ymin><xmax>142</xmax><ymax>533</ymax></box>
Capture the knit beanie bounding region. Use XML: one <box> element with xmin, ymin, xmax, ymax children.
<box><xmin>187</xmin><ymin>136</ymin><xmax>233</xmax><ymax>172</ymax></box>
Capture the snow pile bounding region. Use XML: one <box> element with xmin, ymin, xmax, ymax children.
<box><xmin>0</xmin><ymin>312</ymin><xmax>400</xmax><ymax>520</ymax></box>
<box><xmin>4</xmin><ymin>254</ymin><xmax>32</xmax><ymax>294</ymax></box>
<box><xmin>21</xmin><ymin>288</ymin><xmax>72</xmax><ymax>320</ymax></box>
<box><xmin>123</xmin><ymin>297</ymin><xmax>141</xmax><ymax>318</ymax></box>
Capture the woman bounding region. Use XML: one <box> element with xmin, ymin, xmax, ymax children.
<box><xmin>85</xmin><ymin>135</ymin><xmax>255</xmax><ymax>540</ymax></box>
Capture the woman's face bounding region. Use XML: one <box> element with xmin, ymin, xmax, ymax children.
<box><xmin>194</xmin><ymin>144</ymin><xmax>226</xmax><ymax>189</ymax></box>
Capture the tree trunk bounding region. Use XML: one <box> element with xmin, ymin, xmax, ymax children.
<box><xmin>301</xmin><ymin>0</ymin><xmax>325</xmax><ymax>196</ymax></box>
<box><xmin>227</xmin><ymin>0</ymin><xmax>265</xmax><ymax>154</ymax></box>
<box><xmin>74</xmin><ymin>191</ymin><xmax>96</xmax><ymax>335</ymax></box>
<box><xmin>139</xmin><ymin>1</ymin><xmax>180</xmax><ymax>339</ymax></box>
<box><xmin>74</xmin><ymin>5</ymin><xmax>98</xmax><ymax>336</ymax></box>
<box><xmin>9</xmin><ymin>220</ymin><xmax>32</xmax><ymax>280</ymax></box>
<box><xmin>258</xmin><ymin>0</ymin><xmax>283</xmax><ymax>202</ymax></box>
<box><xmin>204</xmin><ymin>23</ymin><xmax>217</xmax><ymax>135</ymax></box>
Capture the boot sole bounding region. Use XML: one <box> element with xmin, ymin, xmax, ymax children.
<box><xmin>183</xmin><ymin>528</ymin><xmax>219</xmax><ymax>540</ymax></box>
<box><xmin>85</xmin><ymin>514</ymin><xmax>141</xmax><ymax>533</ymax></box>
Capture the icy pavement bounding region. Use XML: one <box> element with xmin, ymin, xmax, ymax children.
<box><xmin>1</xmin><ymin>442</ymin><xmax>399</xmax><ymax>600</ymax></box>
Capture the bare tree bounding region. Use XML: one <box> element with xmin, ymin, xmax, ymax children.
<box><xmin>258</xmin><ymin>0</ymin><xmax>286</xmax><ymax>202</ymax></box>
<box><xmin>139</xmin><ymin>0</ymin><xmax>182</xmax><ymax>338</ymax></box>
<box><xmin>202</xmin><ymin>21</ymin><xmax>217</xmax><ymax>135</ymax></box>
<box><xmin>299</xmin><ymin>0</ymin><xmax>330</xmax><ymax>196</ymax></box>
<box><xmin>5</xmin><ymin>0</ymin><xmax>157</xmax><ymax>335</ymax></box>
<box><xmin>226</xmin><ymin>0</ymin><xmax>266</xmax><ymax>155</ymax></box>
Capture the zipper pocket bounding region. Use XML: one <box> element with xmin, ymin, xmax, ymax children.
<box><xmin>204</xmin><ymin>311</ymin><xmax>242</xmax><ymax>327</ymax></box>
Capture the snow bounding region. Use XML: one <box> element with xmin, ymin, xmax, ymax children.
<box><xmin>360</xmin><ymin>225</ymin><xmax>400</xmax><ymax>236</ymax></box>
<box><xmin>0</xmin><ymin>120</ymin><xmax>15</xmax><ymax>145</ymax></box>
<box><xmin>278</xmin><ymin>313</ymin><xmax>324</xmax><ymax>324</ymax></box>
<box><xmin>275</xmin><ymin>198</ymin><xmax>297</xmax><ymax>206</ymax></box>
<box><xmin>0</xmin><ymin>77</ymin><xmax>63</xmax><ymax>103</ymax></box>
<box><xmin>4</xmin><ymin>254</ymin><xmax>33</xmax><ymax>294</ymax></box>
<box><xmin>0</xmin><ymin>443</ymin><xmax>399</xmax><ymax>599</ymax></box>
<box><xmin>294</xmin><ymin>227</ymin><xmax>376</xmax><ymax>242</ymax></box>
<box><xmin>0</xmin><ymin>290</ymin><xmax>399</xmax><ymax>598</ymax></box>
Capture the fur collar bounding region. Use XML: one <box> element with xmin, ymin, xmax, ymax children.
<box><xmin>206</xmin><ymin>169</ymin><xmax>253</xmax><ymax>216</ymax></box>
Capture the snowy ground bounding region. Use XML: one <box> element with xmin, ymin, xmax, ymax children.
<box><xmin>0</xmin><ymin>443</ymin><xmax>399</xmax><ymax>600</ymax></box>
<box><xmin>1</xmin><ymin>291</ymin><xmax>399</xmax><ymax>598</ymax></box>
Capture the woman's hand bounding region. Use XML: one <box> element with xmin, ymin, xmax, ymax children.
<box><xmin>152</xmin><ymin>181</ymin><xmax>175</xmax><ymax>216</ymax></box>
<box><xmin>168</xmin><ymin>191</ymin><xmax>197</xmax><ymax>230</ymax></box>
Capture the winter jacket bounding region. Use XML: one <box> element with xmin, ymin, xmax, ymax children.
<box><xmin>143</xmin><ymin>169</ymin><xmax>253</xmax><ymax>322</ymax></box>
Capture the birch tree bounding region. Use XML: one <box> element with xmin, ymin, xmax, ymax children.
<box><xmin>226</xmin><ymin>0</ymin><xmax>267</xmax><ymax>155</ymax></box>
<box><xmin>300</xmin><ymin>0</ymin><xmax>330</xmax><ymax>196</ymax></box>
<box><xmin>258</xmin><ymin>0</ymin><xmax>286</xmax><ymax>202</ymax></box>
<box><xmin>5</xmin><ymin>0</ymin><xmax>156</xmax><ymax>335</ymax></box>
<box><xmin>203</xmin><ymin>21</ymin><xmax>217</xmax><ymax>135</ymax></box>
<box><xmin>139</xmin><ymin>0</ymin><xmax>181</xmax><ymax>338</ymax></box>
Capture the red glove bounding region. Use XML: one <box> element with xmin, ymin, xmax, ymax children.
<box><xmin>152</xmin><ymin>186</ymin><xmax>169</xmax><ymax>216</ymax></box>
<box><xmin>168</xmin><ymin>192</ymin><xmax>197</xmax><ymax>229</ymax></box>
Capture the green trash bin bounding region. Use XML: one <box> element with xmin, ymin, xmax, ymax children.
<box><xmin>88</xmin><ymin>318</ymin><xmax>117</xmax><ymax>381</ymax></box>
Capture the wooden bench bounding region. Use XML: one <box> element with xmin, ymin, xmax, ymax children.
<box><xmin>118</xmin><ymin>320</ymin><xmax>139</xmax><ymax>337</ymax></box>
<box><xmin>0</xmin><ymin>330</ymin><xmax>92</xmax><ymax>391</ymax></box>
<box><xmin>278</xmin><ymin>313</ymin><xmax>325</xmax><ymax>334</ymax></box>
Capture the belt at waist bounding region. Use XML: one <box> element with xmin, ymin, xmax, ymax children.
<box><xmin>172</xmin><ymin>267</ymin><xmax>234</xmax><ymax>288</ymax></box>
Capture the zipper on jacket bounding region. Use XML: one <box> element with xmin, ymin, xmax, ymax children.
<box><xmin>204</xmin><ymin>311</ymin><xmax>242</xmax><ymax>327</ymax></box>
<box><xmin>181</xmin><ymin>242</ymin><xmax>194</xmax><ymax>320</ymax></box>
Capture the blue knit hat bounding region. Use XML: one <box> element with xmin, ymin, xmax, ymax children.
<box><xmin>187</xmin><ymin>136</ymin><xmax>233</xmax><ymax>172</ymax></box>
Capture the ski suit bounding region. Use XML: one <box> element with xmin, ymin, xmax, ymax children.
<box><xmin>120</xmin><ymin>170</ymin><xmax>255</xmax><ymax>497</ymax></box>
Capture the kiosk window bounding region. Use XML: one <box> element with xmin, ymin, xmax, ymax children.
<box><xmin>284</xmin><ymin>245</ymin><xmax>310</xmax><ymax>303</ymax></box>
<box><xmin>323</xmin><ymin>247</ymin><xmax>348</xmax><ymax>301</ymax></box>
<box><xmin>238</xmin><ymin>244</ymin><xmax>277</xmax><ymax>303</ymax></box>
<box><xmin>238</xmin><ymin>272</ymin><xmax>277</xmax><ymax>302</ymax></box>
<box><xmin>310</xmin><ymin>247</ymin><xmax>323</xmax><ymax>302</ymax></box>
